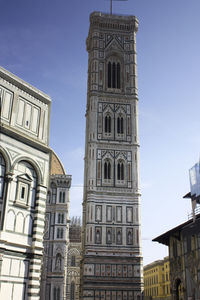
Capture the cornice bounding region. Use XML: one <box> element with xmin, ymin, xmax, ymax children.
<box><xmin>0</xmin><ymin>66</ymin><xmax>51</xmax><ymax>105</ymax></box>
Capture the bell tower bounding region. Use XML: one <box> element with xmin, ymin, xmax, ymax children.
<box><xmin>81</xmin><ymin>11</ymin><xmax>143</xmax><ymax>300</ymax></box>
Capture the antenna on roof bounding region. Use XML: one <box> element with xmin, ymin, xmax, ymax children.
<box><xmin>107</xmin><ymin>0</ymin><xmax>128</xmax><ymax>15</ymax></box>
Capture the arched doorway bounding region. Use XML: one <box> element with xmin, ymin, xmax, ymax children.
<box><xmin>175</xmin><ymin>278</ymin><xmax>181</xmax><ymax>300</ymax></box>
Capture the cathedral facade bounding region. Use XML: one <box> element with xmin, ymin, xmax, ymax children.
<box><xmin>81</xmin><ymin>12</ymin><xmax>143</xmax><ymax>300</ymax></box>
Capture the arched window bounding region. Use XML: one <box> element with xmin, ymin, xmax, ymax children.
<box><xmin>70</xmin><ymin>282</ymin><xmax>75</xmax><ymax>300</ymax></box>
<box><xmin>71</xmin><ymin>255</ymin><xmax>76</xmax><ymax>267</ymax></box>
<box><xmin>112</xmin><ymin>62</ymin><xmax>116</xmax><ymax>88</ymax></box>
<box><xmin>0</xmin><ymin>153</ymin><xmax>6</xmax><ymax>201</ymax></box>
<box><xmin>117</xmin><ymin>116</ymin><xmax>124</xmax><ymax>134</ymax></box>
<box><xmin>117</xmin><ymin>161</ymin><xmax>124</xmax><ymax>181</ymax></box>
<box><xmin>104</xmin><ymin>161</ymin><xmax>111</xmax><ymax>180</ymax></box>
<box><xmin>105</xmin><ymin>115</ymin><xmax>111</xmax><ymax>133</ymax></box>
<box><xmin>107</xmin><ymin>61</ymin><xmax>121</xmax><ymax>89</ymax></box>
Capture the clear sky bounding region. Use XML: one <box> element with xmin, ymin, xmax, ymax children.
<box><xmin>1</xmin><ymin>0</ymin><xmax>200</xmax><ymax>265</ymax></box>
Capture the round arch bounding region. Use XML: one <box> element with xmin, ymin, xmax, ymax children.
<box><xmin>11</xmin><ymin>156</ymin><xmax>43</xmax><ymax>185</ymax></box>
<box><xmin>173</xmin><ymin>278</ymin><xmax>182</xmax><ymax>300</ymax></box>
<box><xmin>0</xmin><ymin>146</ymin><xmax>11</xmax><ymax>174</ymax></box>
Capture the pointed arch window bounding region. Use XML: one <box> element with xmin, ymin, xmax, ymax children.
<box><xmin>117</xmin><ymin>161</ymin><xmax>124</xmax><ymax>181</ymax></box>
<box><xmin>117</xmin><ymin>116</ymin><xmax>124</xmax><ymax>134</ymax></box>
<box><xmin>104</xmin><ymin>161</ymin><xmax>111</xmax><ymax>180</ymax></box>
<box><xmin>53</xmin><ymin>287</ymin><xmax>60</xmax><ymax>300</ymax></box>
<box><xmin>105</xmin><ymin>115</ymin><xmax>111</xmax><ymax>133</ymax></box>
<box><xmin>108</xmin><ymin>62</ymin><xmax>111</xmax><ymax>88</ymax></box>
<box><xmin>107</xmin><ymin>61</ymin><xmax>121</xmax><ymax>89</ymax></box>
<box><xmin>71</xmin><ymin>255</ymin><xmax>76</xmax><ymax>267</ymax></box>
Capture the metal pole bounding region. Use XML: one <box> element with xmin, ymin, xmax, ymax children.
<box><xmin>110</xmin><ymin>0</ymin><xmax>112</xmax><ymax>15</ymax></box>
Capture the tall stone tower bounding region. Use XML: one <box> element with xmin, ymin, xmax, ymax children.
<box><xmin>81</xmin><ymin>11</ymin><xmax>143</xmax><ymax>300</ymax></box>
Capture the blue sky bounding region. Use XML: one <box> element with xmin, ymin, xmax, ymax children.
<box><xmin>1</xmin><ymin>0</ymin><xmax>200</xmax><ymax>265</ymax></box>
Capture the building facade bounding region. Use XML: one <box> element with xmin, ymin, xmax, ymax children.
<box><xmin>41</xmin><ymin>151</ymin><xmax>72</xmax><ymax>300</ymax></box>
<box><xmin>0</xmin><ymin>66</ymin><xmax>51</xmax><ymax>299</ymax></box>
<box><xmin>66</xmin><ymin>217</ymin><xmax>81</xmax><ymax>300</ymax></box>
<box><xmin>81</xmin><ymin>12</ymin><xmax>143</xmax><ymax>300</ymax></box>
<box><xmin>153</xmin><ymin>214</ymin><xmax>200</xmax><ymax>300</ymax></box>
<box><xmin>144</xmin><ymin>257</ymin><xmax>170</xmax><ymax>300</ymax></box>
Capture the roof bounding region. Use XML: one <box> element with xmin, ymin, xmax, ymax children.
<box><xmin>153</xmin><ymin>213</ymin><xmax>200</xmax><ymax>246</ymax></box>
<box><xmin>0</xmin><ymin>66</ymin><xmax>51</xmax><ymax>104</ymax></box>
<box><xmin>144</xmin><ymin>260</ymin><xmax>164</xmax><ymax>270</ymax></box>
<box><xmin>50</xmin><ymin>150</ymin><xmax>66</xmax><ymax>175</ymax></box>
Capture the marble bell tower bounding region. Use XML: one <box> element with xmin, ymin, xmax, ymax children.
<box><xmin>81</xmin><ymin>11</ymin><xmax>143</xmax><ymax>300</ymax></box>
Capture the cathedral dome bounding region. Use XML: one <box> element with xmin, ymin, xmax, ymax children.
<box><xmin>50</xmin><ymin>150</ymin><xmax>66</xmax><ymax>175</ymax></box>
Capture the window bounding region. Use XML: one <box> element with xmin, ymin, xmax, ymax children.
<box><xmin>105</xmin><ymin>115</ymin><xmax>111</xmax><ymax>133</ymax></box>
<box><xmin>14</xmin><ymin>161</ymin><xmax>37</xmax><ymax>209</ymax></box>
<box><xmin>56</xmin><ymin>228</ymin><xmax>64</xmax><ymax>239</ymax></box>
<box><xmin>117</xmin><ymin>116</ymin><xmax>124</xmax><ymax>134</ymax></box>
<box><xmin>58</xmin><ymin>213</ymin><xmax>64</xmax><ymax>224</ymax></box>
<box><xmin>16</xmin><ymin>177</ymin><xmax>31</xmax><ymax>207</ymax></box>
<box><xmin>70</xmin><ymin>282</ymin><xmax>75</xmax><ymax>300</ymax></box>
<box><xmin>59</xmin><ymin>191</ymin><xmax>65</xmax><ymax>203</ymax></box>
<box><xmin>104</xmin><ymin>161</ymin><xmax>111</xmax><ymax>180</ymax></box>
<box><xmin>107</xmin><ymin>61</ymin><xmax>121</xmax><ymax>89</ymax></box>
<box><xmin>16</xmin><ymin>97</ymin><xmax>40</xmax><ymax>134</ymax></box>
<box><xmin>71</xmin><ymin>255</ymin><xmax>76</xmax><ymax>267</ymax></box>
<box><xmin>0</xmin><ymin>87</ymin><xmax>13</xmax><ymax>122</ymax></box>
<box><xmin>53</xmin><ymin>287</ymin><xmax>60</xmax><ymax>300</ymax></box>
<box><xmin>117</xmin><ymin>161</ymin><xmax>124</xmax><ymax>181</ymax></box>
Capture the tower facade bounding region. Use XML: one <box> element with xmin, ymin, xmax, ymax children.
<box><xmin>41</xmin><ymin>151</ymin><xmax>71</xmax><ymax>300</ymax></box>
<box><xmin>81</xmin><ymin>12</ymin><xmax>143</xmax><ymax>300</ymax></box>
